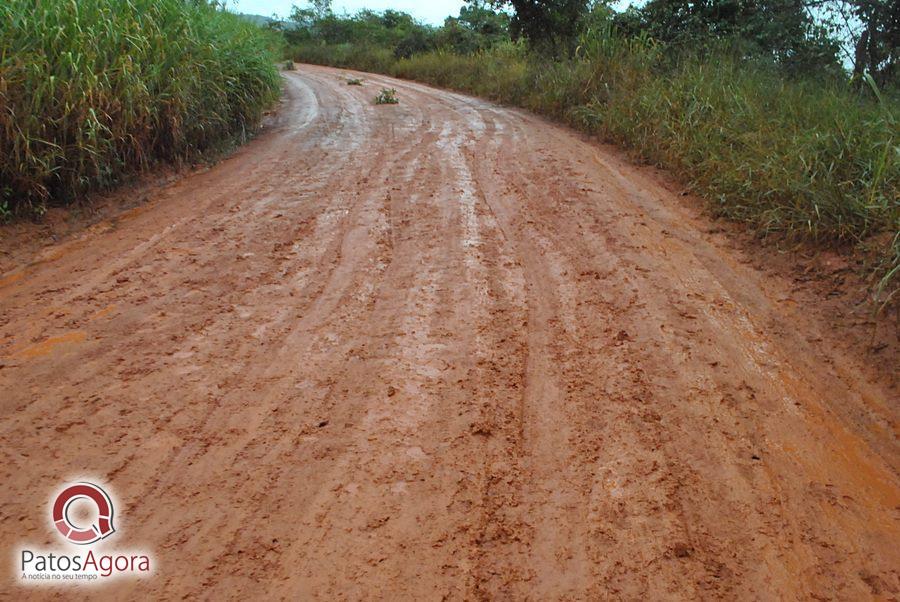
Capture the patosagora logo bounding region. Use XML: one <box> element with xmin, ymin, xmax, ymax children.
<box><xmin>17</xmin><ymin>481</ymin><xmax>152</xmax><ymax>584</ymax></box>
<box><xmin>52</xmin><ymin>482</ymin><xmax>115</xmax><ymax>544</ymax></box>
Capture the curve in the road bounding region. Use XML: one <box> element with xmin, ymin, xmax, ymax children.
<box><xmin>0</xmin><ymin>65</ymin><xmax>897</xmax><ymax>600</ymax></box>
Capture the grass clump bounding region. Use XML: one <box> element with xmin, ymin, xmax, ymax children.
<box><xmin>375</xmin><ymin>88</ymin><xmax>399</xmax><ymax>105</ymax></box>
<box><xmin>347</xmin><ymin>77</ymin><xmax>364</xmax><ymax>86</ymax></box>
<box><xmin>0</xmin><ymin>0</ymin><xmax>282</xmax><ymax>215</ymax></box>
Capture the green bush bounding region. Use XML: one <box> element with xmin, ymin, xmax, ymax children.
<box><xmin>374</xmin><ymin>88</ymin><xmax>399</xmax><ymax>104</ymax></box>
<box><xmin>0</xmin><ymin>0</ymin><xmax>281</xmax><ymax>213</ymax></box>
<box><xmin>289</xmin><ymin>42</ymin><xmax>396</xmax><ymax>74</ymax></box>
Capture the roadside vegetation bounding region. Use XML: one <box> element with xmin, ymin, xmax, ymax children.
<box><xmin>281</xmin><ymin>0</ymin><xmax>899</xmax><ymax>300</ymax></box>
<box><xmin>0</xmin><ymin>0</ymin><xmax>282</xmax><ymax>216</ymax></box>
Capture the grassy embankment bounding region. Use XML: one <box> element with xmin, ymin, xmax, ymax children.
<box><xmin>0</xmin><ymin>0</ymin><xmax>282</xmax><ymax>216</ymax></box>
<box><xmin>292</xmin><ymin>37</ymin><xmax>899</xmax><ymax>302</ymax></box>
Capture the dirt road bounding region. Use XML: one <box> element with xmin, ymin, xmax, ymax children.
<box><xmin>1</xmin><ymin>65</ymin><xmax>898</xmax><ymax>600</ymax></box>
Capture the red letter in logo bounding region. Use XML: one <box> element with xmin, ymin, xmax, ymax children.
<box><xmin>52</xmin><ymin>483</ymin><xmax>115</xmax><ymax>544</ymax></box>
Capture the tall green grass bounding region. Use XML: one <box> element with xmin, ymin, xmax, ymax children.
<box><xmin>292</xmin><ymin>37</ymin><xmax>899</xmax><ymax>297</ymax></box>
<box><xmin>0</xmin><ymin>0</ymin><xmax>281</xmax><ymax>214</ymax></box>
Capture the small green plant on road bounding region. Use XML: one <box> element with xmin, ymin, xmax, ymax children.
<box><xmin>375</xmin><ymin>88</ymin><xmax>399</xmax><ymax>105</ymax></box>
<box><xmin>347</xmin><ymin>77</ymin><xmax>363</xmax><ymax>85</ymax></box>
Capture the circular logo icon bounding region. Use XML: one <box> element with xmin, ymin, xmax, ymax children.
<box><xmin>52</xmin><ymin>482</ymin><xmax>115</xmax><ymax>544</ymax></box>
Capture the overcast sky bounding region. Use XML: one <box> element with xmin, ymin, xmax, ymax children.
<box><xmin>229</xmin><ymin>0</ymin><xmax>467</xmax><ymax>24</ymax></box>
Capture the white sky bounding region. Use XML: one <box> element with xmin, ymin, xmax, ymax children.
<box><xmin>229</xmin><ymin>0</ymin><xmax>467</xmax><ymax>24</ymax></box>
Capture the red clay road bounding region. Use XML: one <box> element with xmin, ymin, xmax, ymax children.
<box><xmin>1</xmin><ymin>65</ymin><xmax>898</xmax><ymax>600</ymax></box>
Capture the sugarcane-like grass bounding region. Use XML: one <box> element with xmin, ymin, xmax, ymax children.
<box><xmin>0</xmin><ymin>0</ymin><xmax>281</xmax><ymax>215</ymax></box>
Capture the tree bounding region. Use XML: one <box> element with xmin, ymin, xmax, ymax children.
<box><xmin>437</xmin><ymin>2</ymin><xmax>510</xmax><ymax>53</ymax></box>
<box><xmin>309</xmin><ymin>0</ymin><xmax>332</xmax><ymax>20</ymax></box>
<box><xmin>458</xmin><ymin>1</ymin><xmax>510</xmax><ymax>40</ymax></box>
<box><xmin>618</xmin><ymin>0</ymin><xmax>841</xmax><ymax>72</ymax></box>
<box><xmin>812</xmin><ymin>0</ymin><xmax>898</xmax><ymax>86</ymax></box>
<box><xmin>478</xmin><ymin>0</ymin><xmax>590</xmax><ymax>54</ymax></box>
<box><xmin>287</xmin><ymin>0</ymin><xmax>332</xmax><ymax>38</ymax></box>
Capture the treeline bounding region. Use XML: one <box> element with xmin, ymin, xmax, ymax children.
<box><xmin>282</xmin><ymin>0</ymin><xmax>898</xmax><ymax>300</ymax></box>
<box><xmin>280</xmin><ymin>0</ymin><xmax>897</xmax><ymax>84</ymax></box>
<box><xmin>0</xmin><ymin>0</ymin><xmax>282</xmax><ymax>217</ymax></box>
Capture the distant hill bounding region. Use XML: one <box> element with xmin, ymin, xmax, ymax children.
<box><xmin>233</xmin><ymin>12</ymin><xmax>297</xmax><ymax>30</ymax></box>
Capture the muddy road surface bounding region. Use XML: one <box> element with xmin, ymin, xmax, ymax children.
<box><xmin>1</xmin><ymin>65</ymin><xmax>898</xmax><ymax>600</ymax></box>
